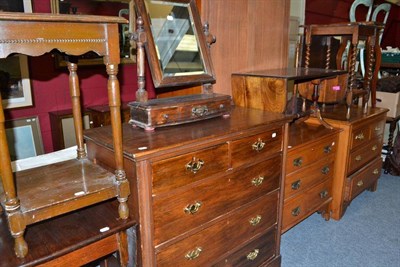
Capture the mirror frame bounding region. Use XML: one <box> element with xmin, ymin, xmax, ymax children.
<box><xmin>134</xmin><ymin>0</ymin><xmax>215</xmax><ymax>88</ymax></box>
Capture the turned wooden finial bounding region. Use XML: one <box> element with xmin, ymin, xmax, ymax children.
<box><xmin>132</xmin><ymin>16</ymin><xmax>148</xmax><ymax>103</ymax></box>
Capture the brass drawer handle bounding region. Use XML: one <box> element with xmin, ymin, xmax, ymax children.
<box><xmin>355</xmin><ymin>155</ymin><xmax>362</xmax><ymax>161</ymax></box>
<box><xmin>320</xmin><ymin>190</ymin><xmax>328</xmax><ymax>199</ymax></box>
<box><xmin>291</xmin><ymin>180</ymin><xmax>301</xmax><ymax>190</ymax></box>
<box><xmin>373</xmin><ymin>168</ymin><xmax>379</xmax><ymax>175</ymax></box>
<box><xmin>251</xmin><ymin>176</ymin><xmax>264</xmax><ymax>187</ymax></box>
<box><xmin>321</xmin><ymin>166</ymin><xmax>330</xmax><ymax>175</ymax></box>
<box><xmin>371</xmin><ymin>145</ymin><xmax>378</xmax><ymax>151</ymax></box>
<box><xmin>192</xmin><ymin>106</ymin><xmax>208</xmax><ymax>117</ymax></box>
<box><xmin>184</xmin><ymin>201</ymin><xmax>202</xmax><ymax>215</ymax></box>
<box><xmin>357</xmin><ymin>180</ymin><xmax>364</xmax><ymax>187</ymax></box>
<box><xmin>247</xmin><ymin>249</ymin><xmax>260</xmax><ymax>261</ymax></box>
<box><xmin>185</xmin><ymin>247</ymin><xmax>202</xmax><ymax>260</ymax></box>
<box><xmin>293</xmin><ymin>157</ymin><xmax>303</xmax><ymax>167</ymax></box>
<box><xmin>249</xmin><ymin>215</ymin><xmax>262</xmax><ymax>226</ymax></box>
<box><xmin>252</xmin><ymin>138</ymin><xmax>265</xmax><ymax>152</ymax></box>
<box><xmin>374</xmin><ymin>126</ymin><xmax>381</xmax><ymax>131</ymax></box>
<box><xmin>355</xmin><ymin>133</ymin><xmax>365</xmax><ymax>140</ymax></box>
<box><xmin>291</xmin><ymin>206</ymin><xmax>301</xmax><ymax>217</ymax></box>
<box><xmin>186</xmin><ymin>157</ymin><xmax>204</xmax><ymax>174</ymax></box>
<box><xmin>324</xmin><ymin>145</ymin><xmax>332</xmax><ymax>154</ymax></box>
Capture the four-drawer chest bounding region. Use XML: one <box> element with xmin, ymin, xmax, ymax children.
<box><xmin>84</xmin><ymin>107</ymin><xmax>292</xmax><ymax>266</ymax></box>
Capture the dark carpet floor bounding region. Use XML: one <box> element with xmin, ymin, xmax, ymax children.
<box><xmin>281</xmin><ymin>172</ymin><xmax>400</xmax><ymax>267</ymax></box>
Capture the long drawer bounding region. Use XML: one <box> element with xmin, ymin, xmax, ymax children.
<box><xmin>282</xmin><ymin>177</ymin><xmax>332</xmax><ymax>231</ymax></box>
<box><xmin>286</xmin><ymin>134</ymin><xmax>337</xmax><ymax>174</ymax></box>
<box><xmin>213</xmin><ymin>229</ymin><xmax>276</xmax><ymax>267</ymax></box>
<box><xmin>347</xmin><ymin>138</ymin><xmax>383</xmax><ymax>175</ymax></box>
<box><xmin>153</xmin><ymin>156</ymin><xmax>281</xmax><ymax>245</ymax></box>
<box><xmin>345</xmin><ymin>156</ymin><xmax>382</xmax><ymax>202</ymax></box>
<box><xmin>284</xmin><ymin>155</ymin><xmax>334</xmax><ymax>199</ymax></box>
<box><xmin>155</xmin><ymin>192</ymin><xmax>279</xmax><ymax>266</ymax></box>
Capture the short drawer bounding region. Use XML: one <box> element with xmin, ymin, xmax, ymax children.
<box><xmin>231</xmin><ymin>127</ymin><xmax>283</xmax><ymax>168</ymax></box>
<box><xmin>155</xmin><ymin>192</ymin><xmax>278</xmax><ymax>266</ymax></box>
<box><xmin>153</xmin><ymin>156</ymin><xmax>281</xmax><ymax>245</ymax></box>
<box><xmin>305</xmin><ymin>177</ymin><xmax>332</xmax><ymax>212</ymax></box>
<box><xmin>350</xmin><ymin>124</ymin><xmax>370</xmax><ymax>150</ymax></box>
<box><xmin>348</xmin><ymin>138</ymin><xmax>382</xmax><ymax>175</ymax></box>
<box><xmin>346</xmin><ymin>156</ymin><xmax>382</xmax><ymax>202</ymax></box>
<box><xmin>286</xmin><ymin>135</ymin><xmax>337</xmax><ymax>174</ymax></box>
<box><xmin>285</xmin><ymin>156</ymin><xmax>334</xmax><ymax>199</ymax></box>
<box><xmin>369</xmin><ymin>117</ymin><xmax>386</xmax><ymax>140</ymax></box>
<box><xmin>152</xmin><ymin>143</ymin><xmax>229</xmax><ymax>195</ymax></box>
<box><xmin>214</xmin><ymin>229</ymin><xmax>276</xmax><ymax>267</ymax></box>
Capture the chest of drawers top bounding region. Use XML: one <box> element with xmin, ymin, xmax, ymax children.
<box><xmin>84</xmin><ymin>106</ymin><xmax>292</xmax><ymax>160</ymax></box>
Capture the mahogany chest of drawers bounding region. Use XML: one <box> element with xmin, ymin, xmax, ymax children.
<box><xmin>307</xmin><ymin>106</ymin><xmax>388</xmax><ymax>220</ymax></box>
<box><xmin>282</xmin><ymin>123</ymin><xmax>340</xmax><ymax>232</ymax></box>
<box><xmin>84</xmin><ymin>107</ymin><xmax>291</xmax><ymax>266</ymax></box>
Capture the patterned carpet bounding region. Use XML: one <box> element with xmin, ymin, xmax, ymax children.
<box><xmin>281</xmin><ymin>172</ymin><xmax>400</xmax><ymax>267</ymax></box>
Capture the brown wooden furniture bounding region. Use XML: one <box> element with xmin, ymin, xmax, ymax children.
<box><xmin>231</xmin><ymin>68</ymin><xmax>347</xmax><ymax>124</ymax></box>
<box><xmin>0</xmin><ymin>200</ymin><xmax>136</xmax><ymax>267</ymax></box>
<box><xmin>383</xmin><ymin>114</ymin><xmax>400</xmax><ymax>175</ymax></box>
<box><xmin>0</xmin><ymin>12</ymin><xmax>130</xmax><ymax>258</ymax></box>
<box><xmin>88</xmin><ymin>103</ymin><xmax>131</xmax><ymax>128</ymax></box>
<box><xmin>306</xmin><ymin>105</ymin><xmax>388</xmax><ymax>220</ymax></box>
<box><xmin>49</xmin><ymin>109</ymin><xmax>94</xmax><ymax>151</ymax></box>
<box><xmin>282</xmin><ymin>122</ymin><xmax>340</xmax><ymax>233</ymax></box>
<box><xmin>84</xmin><ymin>107</ymin><xmax>292</xmax><ymax>266</ymax></box>
<box><xmin>302</xmin><ymin>22</ymin><xmax>381</xmax><ymax>119</ymax></box>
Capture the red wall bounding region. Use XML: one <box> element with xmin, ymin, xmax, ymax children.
<box><xmin>305</xmin><ymin>0</ymin><xmax>400</xmax><ymax>48</ymax></box>
<box><xmin>6</xmin><ymin>0</ymin><xmax>155</xmax><ymax>153</ymax></box>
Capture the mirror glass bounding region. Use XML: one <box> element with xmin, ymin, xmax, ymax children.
<box><xmin>135</xmin><ymin>0</ymin><xmax>215</xmax><ymax>87</ymax></box>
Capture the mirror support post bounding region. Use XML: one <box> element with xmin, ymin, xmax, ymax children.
<box><xmin>132</xmin><ymin>16</ymin><xmax>148</xmax><ymax>102</ymax></box>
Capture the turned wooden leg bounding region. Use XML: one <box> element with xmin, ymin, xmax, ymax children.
<box><xmin>106</xmin><ymin>64</ymin><xmax>130</xmax><ymax>220</ymax></box>
<box><xmin>0</xmin><ymin>95</ymin><xmax>28</xmax><ymax>257</ymax></box>
<box><xmin>67</xmin><ymin>60</ymin><xmax>86</xmax><ymax>159</ymax></box>
<box><xmin>117</xmin><ymin>230</ymin><xmax>129</xmax><ymax>267</ymax></box>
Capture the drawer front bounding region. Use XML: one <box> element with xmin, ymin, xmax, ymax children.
<box><xmin>369</xmin><ymin>117</ymin><xmax>385</xmax><ymax>140</ymax></box>
<box><xmin>282</xmin><ymin>194</ymin><xmax>307</xmax><ymax>231</ymax></box>
<box><xmin>346</xmin><ymin>157</ymin><xmax>382</xmax><ymax>202</ymax></box>
<box><xmin>305</xmin><ymin>177</ymin><xmax>332</xmax><ymax>212</ymax></box>
<box><xmin>152</xmin><ymin>144</ymin><xmax>229</xmax><ymax>195</ymax></box>
<box><xmin>348</xmin><ymin>138</ymin><xmax>382</xmax><ymax>175</ymax></box>
<box><xmin>153</xmin><ymin>156</ymin><xmax>281</xmax><ymax>245</ymax></box>
<box><xmin>214</xmin><ymin>229</ymin><xmax>276</xmax><ymax>267</ymax></box>
<box><xmin>350</xmin><ymin>124</ymin><xmax>370</xmax><ymax>150</ymax></box>
<box><xmin>156</xmin><ymin>193</ymin><xmax>278</xmax><ymax>266</ymax></box>
<box><xmin>286</xmin><ymin>135</ymin><xmax>337</xmax><ymax>174</ymax></box>
<box><xmin>231</xmin><ymin>127</ymin><xmax>283</xmax><ymax>168</ymax></box>
<box><xmin>285</xmin><ymin>156</ymin><xmax>334</xmax><ymax>199</ymax></box>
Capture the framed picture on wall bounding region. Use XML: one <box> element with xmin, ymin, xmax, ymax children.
<box><xmin>0</xmin><ymin>0</ymin><xmax>33</xmax><ymax>109</ymax></box>
<box><xmin>5</xmin><ymin>116</ymin><xmax>44</xmax><ymax>161</ymax></box>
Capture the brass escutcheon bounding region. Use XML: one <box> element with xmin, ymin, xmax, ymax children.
<box><xmin>192</xmin><ymin>106</ymin><xmax>209</xmax><ymax>117</ymax></box>
<box><xmin>319</xmin><ymin>190</ymin><xmax>328</xmax><ymax>199</ymax></box>
<box><xmin>375</xmin><ymin>126</ymin><xmax>381</xmax><ymax>131</ymax></box>
<box><xmin>373</xmin><ymin>168</ymin><xmax>379</xmax><ymax>175</ymax></box>
<box><xmin>184</xmin><ymin>201</ymin><xmax>202</xmax><ymax>215</ymax></box>
<box><xmin>251</xmin><ymin>176</ymin><xmax>264</xmax><ymax>187</ymax></box>
<box><xmin>249</xmin><ymin>215</ymin><xmax>262</xmax><ymax>226</ymax></box>
<box><xmin>321</xmin><ymin>166</ymin><xmax>330</xmax><ymax>175</ymax></box>
<box><xmin>246</xmin><ymin>249</ymin><xmax>260</xmax><ymax>261</ymax></box>
<box><xmin>252</xmin><ymin>138</ymin><xmax>265</xmax><ymax>152</ymax></box>
<box><xmin>355</xmin><ymin>133</ymin><xmax>365</xmax><ymax>140</ymax></box>
<box><xmin>186</xmin><ymin>157</ymin><xmax>204</xmax><ymax>174</ymax></box>
<box><xmin>185</xmin><ymin>247</ymin><xmax>202</xmax><ymax>260</ymax></box>
<box><xmin>355</xmin><ymin>155</ymin><xmax>362</xmax><ymax>161</ymax></box>
<box><xmin>324</xmin><ymin>145</ymin><xmax>332</xmax><ymax>153</ymax></box>
<box><xmin>371</xmin><ymin>145</ymin><xmax>377</xmax><ymax>151</ymax></box>
<box><xmin>357</xmin><ymin>180</ymin><xmax>364</xmax><ymax>187</ymax></box>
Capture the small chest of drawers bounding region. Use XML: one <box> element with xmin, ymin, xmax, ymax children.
<box><xmin>307</xmin><ymin>106</ymin><xmax>388</xmax><ymax>220</ymax></box>
<box><xmin>282</xmin><ymin>123</ymin><xmax>340</xmax><ymax>233</ymax></box>
<box><xmin>85</xmin><ymin>107</ymin><xmax>291</xmax><ymax>266</ymax></box>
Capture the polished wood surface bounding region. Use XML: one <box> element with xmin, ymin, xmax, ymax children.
<box><xmin>0</xmin><ymin>200</ymin><xmax>136</xmax><ymax>267</ymax></box>
<box><xmin>0</xmin><ymin>12</ymin><xmax>130</xmax><ymax>258</ymax></box>
<box><xmin>282</xmin><ymin>123</ymin><xmax>339</xmax><ymax>232</ymax></box>
<box><xmin>306</xmin><ymin>105</ymin><xmax>388</xmax><ymax>220</ymax></box>
<box><xmin>85</xmin><ymin>107</ymin><xmax>292</xmax><ymax>266</ymax></box>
